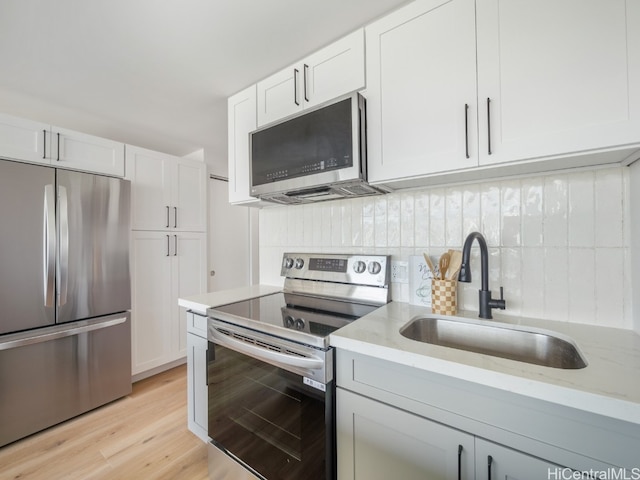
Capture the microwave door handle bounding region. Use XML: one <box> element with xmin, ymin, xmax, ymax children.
<box><xmin>209</xmin><ymin>327</ymin><xmax>324</xmax><ymax>371</ymax></box>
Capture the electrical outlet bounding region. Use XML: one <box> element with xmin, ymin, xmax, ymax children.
<box><xmin>391</xmin><ymin>261</ymin><xmax>409</xmax><ymax>283</ymax></box>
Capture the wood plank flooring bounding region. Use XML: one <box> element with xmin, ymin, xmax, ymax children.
<box><xmin>0</xmin><ymin>365</ymin><xmax>208</xmax><ymax>480</ymax></box>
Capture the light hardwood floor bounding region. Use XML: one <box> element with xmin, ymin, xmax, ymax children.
<box><xmin>0</xmin><ymin>365</ymin><xmax>208</xmax><ymax>480</ymax></box>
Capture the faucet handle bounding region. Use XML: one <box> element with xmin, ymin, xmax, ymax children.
<box><xmin>499</xmin><ymin>286</ymin><xmax>503</xmax><ymax>301</ymax></box>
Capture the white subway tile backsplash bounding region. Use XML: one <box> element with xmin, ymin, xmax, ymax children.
<box><xmin>445</xmin><ymin>188</ymin><xmax>463</xmax><ymax>247</ymax></box>
<box><xmin>543</xmin><ymin>176</ymin><xmax>568</xmax><ymax>247</ymax></box>
<box><xmin>595</xmin><ymin>248</ymin><xmax>625</xmax><ymax>327</ymax></box>
<box><xmin>462</xmin><ymin>185</ymin><xmax>480</xmax><ymax>237</ymax></box>
<box><xmin>400</xmin><ymin>193</ymin><xmax>415</xmax><ymax>248</ymax></box>
<box><xmin>521</xmin><ymin>248</ymin><xmax>544</xmax><ymax>318</ymax></box>
<box><xmin>568</xmin><ymin>171</ymin><xmax>595</xmax><ymax>248</ymax></box>
<box><xmin>521</xmin><ymin>179</ymin><xmax>544</xmax><ymax>247</ymax></box>
<box><xmin>480</xmin><ymin>184</ymin><xmax>500</xmax><ymax>246</ymax></box>
<box><xmin>414</xmin><ymin>191</ymin><xmax>430</xmax><ymax>247</ymax></box>
<box><xmin>568</xmin><ymin>248</ymin><xmax>595</xmax><ymax>324</ymax></box>
<box><xmin>543</xmin><ymin>247</ymin><xmax>569</xmax><ymax>320</ymax></box>
<box><xmin>595</xmin><ymin>168</ymin><xmax>623</xmax><ymax>247</ymax></box>
<box><xmin>500</xmin><ymin>180</ymin><xmax>521</xmax><ymax>247</ymax></box>
<box><xmin>429</xmin><ymin>188</ymin><xmax>446</xmax><ymax>247</ymax></box>
<box><xmin>259</xmin><ymin>166</ymin><xmax>630</xmax><ymax>329</ymax></box>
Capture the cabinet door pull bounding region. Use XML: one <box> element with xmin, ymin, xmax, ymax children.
<box><xmin>166</xmin><ymin>206</ymin><xmax>170</xmax><ymax>228</ymax></box>
<box><xmin>487</xmin><ymin>455</ymin><xmax>493</xmax><ymax>480</ymax></box>
<box><xmin>174</xmin><ymin>234</ymin><xmax>177</xmax><ymax>256</ymax></box>
<box><xmin>464</xmin><ymin>104</ymin><xmax>470</xmax><ymax>159</ymax></box>
<box><xmin>205</xmin><ymin>348</ymin><xmax>209</xmax><ymax>386</ymax></box>
<box><xmin>173</xmin><ymin>206</ymin><xmax>177</xmax><ymax>228</ymax></box>
<box><xmin>56</xmin><ymin>132</ymin><xmax>60</xmax><ymax>161</ymax></box>
<box><xmin>294</xmin><ymin>68</ymin><xmax>300</xmax><ymax>106</ymax></box>
<box><xmin>457</xmin><ymin>444</ymin><xmax>463</xmax><ymax>480</ymax></box>
<box><xmin>303</xmin><ymin>64</ymin><xmax>309</xmax><ymax>102</ymax></box>
<box><xmin>486</xmin><ymin>97</ymin><xmax>492</xmax><ymax>155</ymax></box>
<box><xmin>166</xmin><ymin>235</ymin><xmax>170</xmax><ymax>256</ymax></box>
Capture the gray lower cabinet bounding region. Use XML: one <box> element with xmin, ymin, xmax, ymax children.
<box><xmin>336</xmin><ymin>349</ymin><xmax>630</xmax><ymax>480</ymax></box>
<box><xmin>186</xmin><ymin>312</ymin><xmax>209</xmax><ymax>442</ymax></box>
<box><xmin>337</xmin><ymin>388</ymin><xmax>474</xmax><ymax>479</ymax></box>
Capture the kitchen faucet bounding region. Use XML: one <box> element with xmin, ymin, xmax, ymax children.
<box><xmin>458</xmin><ymin>232</ymin><xmax>506</xmax><ymax>319</ymax></box>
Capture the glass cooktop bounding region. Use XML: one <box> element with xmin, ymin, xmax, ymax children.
<box><xmin>208</xmin><ymin>292</ymin><xmax>380</xmax><ymax>348</ymax></box>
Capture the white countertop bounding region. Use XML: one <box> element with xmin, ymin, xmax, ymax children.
<box><xmin>330</xmin><ymin>301</ymin><xmax>640</xmax><ymax>426</ymax></box>
<box><xmin>178</xmin><ymin>285</ymin><xmax>282</xmax><ymax>314</ymax></box>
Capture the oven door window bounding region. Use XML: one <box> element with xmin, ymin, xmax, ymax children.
<box><xmin>208</xmin><ymin>343</ymin><xmax>331</xmax><ymax>480</ymax></box>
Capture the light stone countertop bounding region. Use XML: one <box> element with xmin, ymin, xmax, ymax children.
<box><xmin>178</xmin><ymin>285</ymin><xmax>282</xmax><ymax>315</ymax></box>
<box><xmin>330</xmin><ymin>301</ymin><xmax>640</xmax><ymax>426</ymax></box>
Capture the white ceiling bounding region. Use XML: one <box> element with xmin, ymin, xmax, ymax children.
<box><xmin>0</xmin><ymin>0</ymin><xmax>410</xmax><ymax>164</ymax></box>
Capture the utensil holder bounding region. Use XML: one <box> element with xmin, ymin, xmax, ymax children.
<box><xmin>431</xmin><ymin>279</ymin><xmax>458</xmax><ymax>316</ymax></box>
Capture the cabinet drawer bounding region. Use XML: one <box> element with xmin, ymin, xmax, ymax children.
<box><xmin>187</xmin><ymin>311</ymin><xmax>207</xmax><ymax>337</ymax></box>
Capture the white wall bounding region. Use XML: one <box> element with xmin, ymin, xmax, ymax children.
<box><xmin>259</xmin><ymin>165</ymin><xmax>632</xmax><ymax>330</ymax></box>
<box><xmin>631</xmin><ymin>161</ymin><xmax>640</xmax><ymax>333</ymax></box>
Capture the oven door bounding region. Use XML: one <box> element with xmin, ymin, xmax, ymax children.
<box><xmin>207</xmin><ymin>322</ymin><xmax>335</xmax><ymax>480</ymax></box>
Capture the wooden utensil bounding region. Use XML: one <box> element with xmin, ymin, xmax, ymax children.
<box><xmin>438</xmin><ymin>252</ymin><xmax>450</xmax><ymax>280</ymax></box>
<box><xmin>423</xmin><ymin>253</ymin><xmax>436</xmax><ymax>276</ymax></box>
<box><xmin>447</xmin><ymin>250</ymin><xmax>462</xmax><ymax>280</ymax></box>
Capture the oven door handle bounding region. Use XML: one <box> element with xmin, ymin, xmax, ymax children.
<box><xmin>209</xmin><ymin>327</ymin><xmax>324</xmax><ymax>371</ymax></box>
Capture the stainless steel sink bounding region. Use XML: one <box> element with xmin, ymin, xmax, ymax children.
<box><xmin>399</xmin><ymin>315</ymin><xmax>587</xmax><ymax>369</ymax></box>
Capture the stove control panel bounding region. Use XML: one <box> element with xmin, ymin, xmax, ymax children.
<box><xmin>281</xmin><ymin>253</ymin><xmax>389</xmax><ymax>288</ymax></box>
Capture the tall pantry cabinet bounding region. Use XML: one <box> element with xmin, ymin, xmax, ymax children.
<box><xmin>127</xmin><ymin>145</ymin><xmax>207</xmax><ymax>377</ymax></box>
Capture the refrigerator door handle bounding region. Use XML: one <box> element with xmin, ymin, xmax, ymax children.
<box><xmin>43</xmin><ymin>185</ymin><xmax>56</xmax><ymax>307</ymax></box>
<box><xmin>0</xmin><ymin>316</ymin><xmax>127</xmax><ymax>351</ymax></box>
<box><xmin>58</xmin><ymin>185</ymin><xmax>69</xmax><ymax>306</ymax></box>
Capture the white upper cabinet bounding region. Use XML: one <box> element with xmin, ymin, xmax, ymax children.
<box><xmin>256</xmin><ymin>29</ymin><xmax>365</xmax><ymax>127</ymax></box>
<box><xmin>366</xmin><ymin>0</ymin><xmax>640</xmax><ymax>187</ymax></box>
<box><xmin>127</xmin><ymin>145</ymin><xmax>206</xmax><ymax>232</ymax></box>
<box><xmin>0</xmin><ymin>113</ymin><xmax>125</xmax><ymax>176</ymax></box>
<box><xmin>228</xmin><ymin>85</ymin><xmax>259</xmax><ymax>205</ymax></box>
<box><xmin>53</xmin><ymin>127</ymin><xmax>125</xmax><ymax>176</ymax></box>
<box><xmin>477</xmin><ymin>0</ymin><xmax>640</xmax><ymax>166</ymax></box>
<box><xmin>366</xmin><ymin>0</ymin><xmax>478</xmax><ymax>184</ymax></box>
<box><xmin>0</xmin><ymin>113</ymin><xmax>49</xmax><ymax>165</ymax></box>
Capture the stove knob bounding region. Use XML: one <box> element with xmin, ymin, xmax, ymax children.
<box><xmin>294</xmin><ymin>318</ymin><xmax>305</xmax><ymax>330</ymax></box>
<box><xmin>294</xmin><ymin>258</ymin><xmax>305</xmax><ymax>269</ymax></box>
<box><xmin>368</xmin><ymin>261</ymin><xmax>382</xmax><ymax>275</ymax></box>
<box><xmin>353</xmin><ymin>260</ymin><xmax>366</xmax><ymax>274</ymax></box>
<box><xmin>284</xmin><ymin>315</ymin><xmax>295</xmax><ymax>328</ymax></box>
<box><xmin>283</xmin><ymin>257</ymin><xmax>294</xmax><ymax>269</ymax></box>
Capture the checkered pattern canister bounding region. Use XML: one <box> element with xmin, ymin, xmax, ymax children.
<box><xmin>431</xmin><ymin>279</ymin><xmax>458</xmax><ymax>315</ymax></box>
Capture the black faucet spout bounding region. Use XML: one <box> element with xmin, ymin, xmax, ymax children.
<box><xmin>458</xmin><ymin>232</ymin><xmax>506</xmax><ymax>319</ymax></box>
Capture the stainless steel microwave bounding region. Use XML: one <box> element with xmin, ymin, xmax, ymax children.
<box><xmin>249</xmin><ymin>93</ymin><xmax>388</xmax><ymax>204</ymax></box>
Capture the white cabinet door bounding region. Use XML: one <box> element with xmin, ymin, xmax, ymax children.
<box><xmin>127</xmin><ymin>146</ymin><xmax>174</xmax><ymax>230</ymax></box>
<box><xmin>0</xmin><ymin>114</ymin><xmax>49</xmax><ymax>165</ymax></box>
<box><xmin>187</xmin><ymin>329</ymin><xmax>209</xmax><ymax>442</ymax></box>
<box><xmin>127</xmin><ymin>145</ymin><xmax>206</xmax><ymax>231</ymax></box>
<box><xmin>228</xmin><ymin>85</ymin><xmax>259</xmax><ymax>205</ymax></box>
<box><xmin>475</xmin><ymin>439</ymin><xmax>562</xmax><ymax>480</ymax></box>
<box><xmin>256</xmin><ymin>29</ymin><xmax>365</xmax><ymax>127</ymax></box>
<box><xmin>131</xmin><ymin>231</ymin><xmax>206</xmax><ymax>376</ymax></box>
<box><xmin>172</xmin><ymin>232</ymin><xmax>207</xmax><ymax>356</ymax></box>
<box><xmin>174</xmin><ymin>159</ymin><xmax>207</xmax><ymax>231</ymax></box>
<box><xmin>54</xmin><ymin>127</ymin><xmax>125</xmax><ymax>176</ymax></box>
<box><xmin>477</xmin><ymin>0</ymin><xmax>640</xmax><ymax>165</ymax></box>
<box><xmin>366</xmin><ymin>0</ymin><xmax>478</xmax><ymax>184</ymax></box>
<box><xmin>337</xmin><ymin>388</ymin><xmax>474</xmax><ymax>480</ymax></box>
<box><xmin>303</xmin><ymin>29</ymin><xmax>365</xmax><ymax>109</ymax></box>
<box><xmin>257</xmin><ymin>66</ymin><xmax>303</xmax><ymax>126</ymax></box>
<box><xmin>131</xmin><ymin>231</ymin><xmax>173</xmax><ymax>375</ymax></box>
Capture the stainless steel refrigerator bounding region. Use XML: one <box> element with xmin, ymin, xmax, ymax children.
<box><xmin>0</xmin><ymin>158</ymin><xmax>132</xmax><ymax>447</ymax></box>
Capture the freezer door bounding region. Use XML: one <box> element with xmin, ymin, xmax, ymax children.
<box><xmin>57</xmin><ymin>170</ymin><xmax>131</xmax><ymax>323</ymax></box>
<box><xmin>0</xmin><ymin>160</ymin><xmax>56</xmax><ymax>335</ymax></box>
